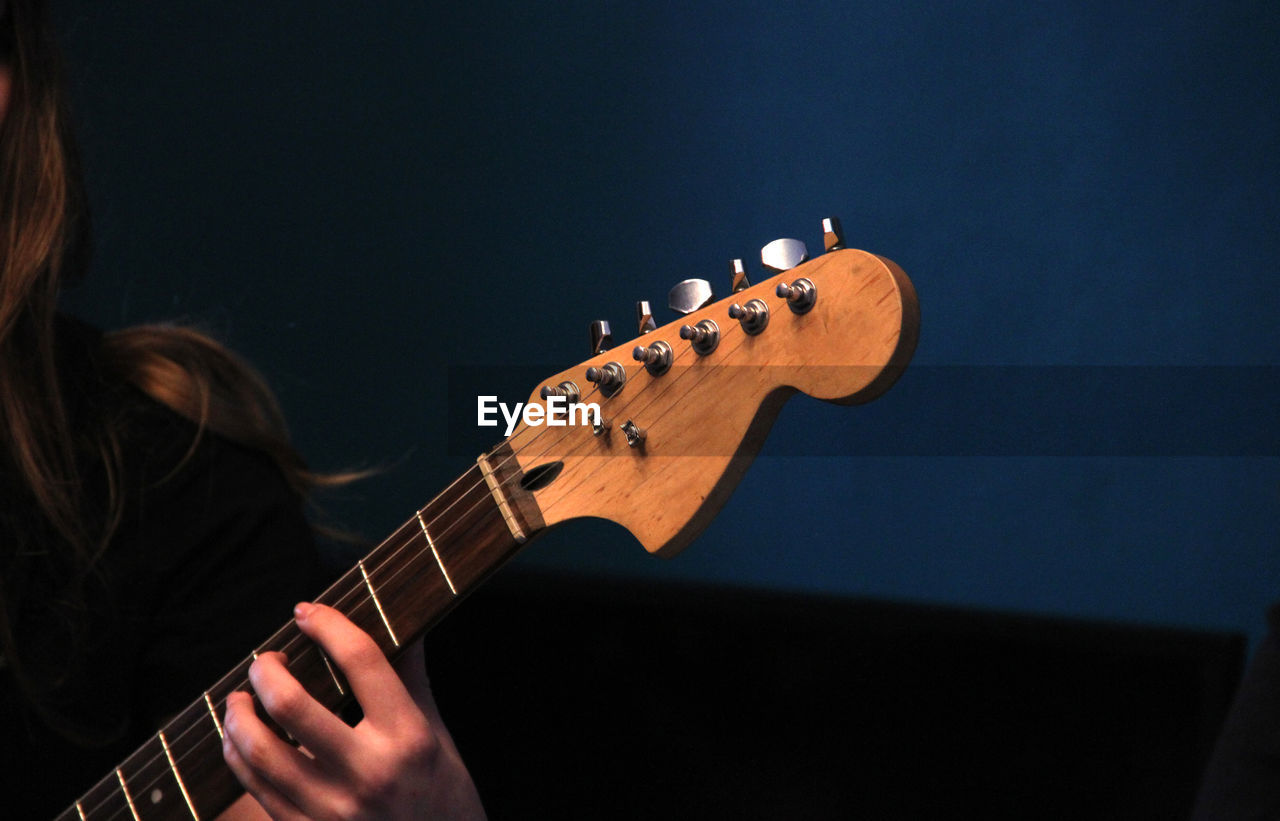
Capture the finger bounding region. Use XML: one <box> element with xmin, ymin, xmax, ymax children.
<box><xmin>394</xmin><ymin>637</ymin><xmax>449</xmax><ymax>731</ymax></box>
<box><xmin>223</xmin><ymin>690</ymin><xmax>336</xmax><ymax>816</ymax></box>
<box><xmin>248</xmin><ymin>651</ymin><xmax>355</xmax><ymax>766</ymax></box>
<box><xmin>394</xmin><ymin>638</ymin><xmax>470</xmax><ymax>755</ymax></box>
<box><xmin>294</xmin><ymin>602</ymin><xmax>421</xmax><ymax>726</ymax></box>
<box><xmin>222</xmin><ymin>730</ymin><xmax>311</xmax><ymax>821</ymax></box>
<box><xmin>393</xmin><ymin>638</ymin><xmax>434</xmax><ymax>708</ymax></box>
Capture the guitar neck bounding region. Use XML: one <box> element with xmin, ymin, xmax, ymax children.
<box><xmin>59</xmin><ymin>445</ymin><xmax>540</xmax><ymax>821</ymax></box>
<box><xmin>56</xmin><ymin>237</ymin><xmax>920</xmax><ymax>820</ymax></box>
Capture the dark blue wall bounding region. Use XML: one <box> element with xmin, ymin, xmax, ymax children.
<box><xmin>56</xmin><ymin>3</ymin><xmax>1279</xmax><ymax>646</ymax></box>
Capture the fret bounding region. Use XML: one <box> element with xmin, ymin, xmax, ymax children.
<box><xmin>360</xmin><ymin>524</ymin><xmax>457</xmax><ymax>649</ymax></box>
<box><xmin>159</xmin><ymin>731</ymin><xmax>200</xmax><ymax>820</ymax></box>
<box><xmin>311</xmin><ymin>519</ymin><xmax>449</xmax><ymax>655</ymax></box>
<box><xmin>162</xmin><ymin>696</ymin><xmax>243</xmax><ymax>819</ymax></box>
<box><xmin>319</xmin><ymin>649</ymin><xmax>346</xmax><ymax>695</ymax></box>
<box><xmin>417</xmin><ymin>463</ymin><xmax>531</xmax><ymax>594</ymax></box>
<box><xmin>314</xmin><ymin>565</ymin><xmax>391</xmax><ymax>655</ymax></box>
<box><xmin>271</xmin><ymin>635</ymin><xmax>351</xmax><ymax>712</ymax></box>
<box><xmin>203</xmin><ymin>692</ymin><xmax>223</xmax><ymax>739</ymax></box>
<box><xmin>359</xmin><ymin>559</ymin><xmax>400</xmax><ymax>647</ymax></box>
<box><xmin>417</xmin><ymin>510</ymin><xmax>458</xmax><ymax>594</ymax></box>
<box><xmin>116</xmin><ymin>769</ymin><xmax>140</xmax><ymax>821</ymax></box>
<box><xmin>320</xmin><ymin>587</ymin><xmax>394</xmax><ymax>660</ymax></box>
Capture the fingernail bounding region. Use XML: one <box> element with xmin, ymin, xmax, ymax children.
<box><xmin>294</xmin><ymin>601</ymin><xmax>315</xmax><ymax>620</ymax></box>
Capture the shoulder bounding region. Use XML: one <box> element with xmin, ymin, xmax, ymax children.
<box><xmin>52</xmin><ymin>314</ymin><xmax>323</xmax><ymax>599</ymax></box>
<box><xmin>55</xmin><ymin>314</ymin><xmax>310</xmax><ymax>539</ymax></box>
<box><xmin>3</xmin><ymin>318</ymin><xmax>326</xmax><ymax>807</ymax></box>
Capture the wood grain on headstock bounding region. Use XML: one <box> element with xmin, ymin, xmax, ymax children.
<box><xmin>506</xmin><ymin>249</ymin><xmax>919</xmax><ymax>556</ymax></box>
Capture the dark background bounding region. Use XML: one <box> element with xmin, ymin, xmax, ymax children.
<box><xmin>53</xmin><ymin>0</ymin><xmax>1278</xmax><ymax>656</ymax></box>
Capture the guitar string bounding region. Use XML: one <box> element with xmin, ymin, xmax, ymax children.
<box><xmin>83</xmin><ymin>349</ymin><xmax>689</xmax><ymax>820</ymax></box>
<box><xmin>78</xmin><ymin>378</ymin><xmax>594</xmax><ymax>819</ymax></box>
<box><xmin>266</xmin><ymin>321</ymin><xmax>752</xmax><ymax>650</ymax></box>
<box><xmin>91</xmin><ymin>289</ymin><xmax>805</xmax><ymax>820</ymax></box>
<box><xmin>100</xmin><ymin>281</ymin><xmax>809</xmax><ymax>818</ymax></box>
<box><xmin>81</xmin><ymin>309</ymin><xmax>764</xmax><ymax>820</ymax></box>
<box><xmin>78</xmin><ymin>320</ymin><xmax>657</xmax><ymax>814</ymax></box>
<box><xmin>93</xmin><ymin>250</ymin><xmax>868</xmax><ymax>818</ymax></box>
<box><xmin>289</xmin><ymin>324</ymin><xmax>749</xmax><ymax>636</ymax></box>
<box><xmin>94</xmin><ymin>329</ymin><xmax>789</xmax><ymax>821</ymax></box>
<box><xmin>76</xmin><ymin>416</ymin><xmax>576</xmax><ymax>821</ymax></box>
<box><xmin>81</xmin><ymin>402</ymin><xmax>585</xmax><ymax>820</ymax></box>
<box><xmin>237</xmin><ymin>313</ymin><xmax>742</xmax><ymax>657</ymax></box>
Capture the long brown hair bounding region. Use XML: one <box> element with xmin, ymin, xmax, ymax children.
<box><xmin>1</xmin><ymin>0</ymin><xmax>340</xmax><ymax>722</ymax></box>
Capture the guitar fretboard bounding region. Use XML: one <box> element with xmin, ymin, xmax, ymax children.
<box><xmin>58</xmin><ymin>457</ymin><xmax>533</xmax><ymax>821</ymax></box>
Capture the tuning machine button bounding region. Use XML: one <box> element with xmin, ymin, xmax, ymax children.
<box><xmin>679</xmin><ymin>319</ymin><xmax>720</xmax><ymax>355</ymax></box>
<box><xmin>632</xmin><ymin>340</ymin><xmax>673</xmax><ymax>376</ymax></box>
<box><xmin>585</xmin><ymin>362</ymin><xmax>626</xmax><ymax>397</ymax></box>
<box><xmin>822</xmin><ymin>217</ymin><xmax>845</xmax><ymax>252</ymax></box>
<box><xmin>636</xmin><ymin>300</ymin><xmax>657</xmax><ymax>335</ymax></box>
<box><xmin>589</xmin><ymin>320</ymin><xmax>613</xmax><ymax>355</ymax></box>
<box><xmin>776</xmin><ymin>278</ymin><xmax>817</xmax><ymax>314</ymax></box>
<box><xmin>761</xmin><ymin>238</ymin><xmax>809</xmax><ymax>274</ymax></box>
<box><xmin>728</xmin><ymin>299</ymin><xmax>769</xmax><ymax>335</ymax></box>
<box><xmin>540</xmin><ymin>381</ymin><xmax>581</xmax><ymax>403</ymax></box>
<box><xmin>668</xmin><ymin>279</ymin><xmax>714</xmax><ymax>316</ymax></box>
<box><xmin>731</xmin><ymin>259</ymin><xmax>751</xmax><ymax>293</ymax></box>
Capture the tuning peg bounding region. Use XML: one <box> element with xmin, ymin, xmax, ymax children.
<box><xmin>822</xmin><ymin>217</ymin><xmax>845</xmax><ymax>252</ymax></box>
<box><xmin>760</xmin><ymin>238</ymin><xmax>809</xmax><ymax>274</ymax></box>
<box><xmin>728</xmin><ymin>299</ymin><xmax>769</xmax><ymax>335</ymax></box>
<box><xmin>540</xmin><ymin>381</ymin><xmax>581</xmax><ymax>402</ymax></box>
<box><xmin>679</xmin><ymin>319</ymin><xmax>720</xmax><ymax>355</ymax></box>
<box><xmin>776</xmin><ymin>278</ymin><xmax>817</xmax><ymax>314</ymax></box>
<box><xmin>589</xmin><ymin>320</ymin><xmax>612</xmax><ymax>355</ymax></box>
<box><xmin>585</xmin><ymin>361</ymin><xmax>626</xmax><ymax>396</ymax></box>
<box><xmin>668</xmin><ymin>278</ymin><xmax>714</xmax><ymax>316</ymax></box>
<box><xmin>636</xmin><ymin>300</ymin><xmax>657</xmax><ymax>335</ymax></box>
<box><xmin>730</xmin><ymin>259</ymin><xmax>751</xmax><ymax>293</ymax></box>
<box><xmin>632</xmin><ymin>340</ymin><xmax>673</xmax><ymax>376</ymax></box>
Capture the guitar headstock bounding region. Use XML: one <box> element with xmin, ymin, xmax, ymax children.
<box><xmin>489</xmin><ymin>227</ymin><xmax>919</xmax><ymax>557</ymax></box>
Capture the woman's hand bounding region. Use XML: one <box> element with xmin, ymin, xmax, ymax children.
<box><xmin>221</xmin><ymin>602</ymin><xmax>485</xmax><ymax>820</ymax></box>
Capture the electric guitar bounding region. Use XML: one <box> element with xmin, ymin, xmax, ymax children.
<box><xmin>57</xmin><ymin>220</ymin><xmax>920</xmax><ymax>820</ymax></box>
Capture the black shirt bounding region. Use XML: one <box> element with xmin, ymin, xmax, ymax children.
<box><xmin>0</xmin><ymin>321</ymin><xmax>323</xmax><ymax>819</ymax></box>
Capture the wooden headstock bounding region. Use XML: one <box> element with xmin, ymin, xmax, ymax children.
<box><xmin>57</xmin><ymin>246</ymin><xmax>916</xmax><ymax>821</ymax></box>
<box><xmin>493</xmin><ymin>247</ymin><xmax>919</xmax><ymax>557</ymax></box>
